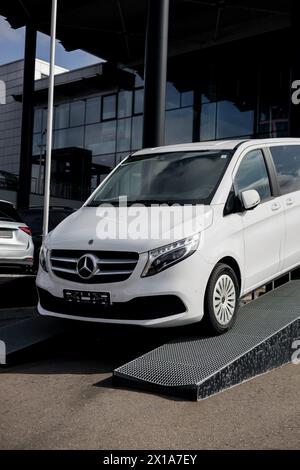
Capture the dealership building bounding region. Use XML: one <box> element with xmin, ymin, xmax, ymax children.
<box><xmin>0</xmin><ymin>0</ymin><xmax>298</xmax><ymax>208</ymax></box>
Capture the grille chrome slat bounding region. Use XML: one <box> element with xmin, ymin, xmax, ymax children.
<box><xmin>97</xmin><ymin>259</ymin><xmax>137</xmax><ymax>265</ymax></box>
<box><xmin>52</xmin><ymin>266</ymin><xmax>77</xmax><ymax>274</ymax></box>
<box><xmin>50</xmin><ymin>257</ymin><xmax>78</xmax><ymax>263</ymax></box>
<box><xmin>49</xmin><ymin>249</ymin><xmax>139</xmax><ymax>284</ymax></box>
<box><xmin>50</xmin><ymin>257</ymin><xmax>136</xmax><ymax>265</ymax></box>
<box><xmin>52</xmin><ymin>266</ymin><xmax>132</xmax><ymax>276</ymax></box>
<box><xmin>95</xmin><ymin>270</ymin><xmax>132</xmax><ymax>276</ymax></box>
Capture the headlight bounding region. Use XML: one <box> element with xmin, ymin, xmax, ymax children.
<box><xmin>141</xmin><ymin>234</ymin><xmax>200</xmax><ymax>277</ymax></box>
<box><xmin>39</xmin><ymin>246</ymin><xmax>49</xmax><ymax>272</ymax></box>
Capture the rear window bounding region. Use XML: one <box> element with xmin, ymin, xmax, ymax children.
<box><xmin>0</xmin><ymin>202</ymin><xmax>22</xmax><ymax>223</ymax></box>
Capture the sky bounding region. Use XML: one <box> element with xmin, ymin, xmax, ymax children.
<box><xmin>0</xmin><ymin>15</ymin><xmax>102</xmax><ymax>70</ymax></box>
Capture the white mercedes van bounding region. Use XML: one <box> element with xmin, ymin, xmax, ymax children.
<box><xmin>36</xmin><ymin>138</ymin><xmax>300</xmax><ymax>333</ymax></box>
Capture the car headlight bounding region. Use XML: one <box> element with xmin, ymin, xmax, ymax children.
<box><xmin>39</xmin><ymin>246</ymin><xmax>49</xmax><ymax>272</ymax></box>
<box><xmin>141</xmin><ymin>234</ymin><xmax>200</xmax><ymax>277</ymax></box>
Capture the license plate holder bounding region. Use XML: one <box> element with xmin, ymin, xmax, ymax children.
<box><xmin>0</xmin><ymin>230</ymin><xmax>13</xmax><ymax>238</ymax></box>
<box><xmin>63</xmin><ymin>290</ymin><xmax>110</xmax><ymax>306</ymax></box>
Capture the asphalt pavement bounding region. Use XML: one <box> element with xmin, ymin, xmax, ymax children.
<box><xmin>1</xmin><ymin>321</ymin><xmax>300</xmax><ymax>450</ymax></box>
<box><xmin>0</xmin><ymin>274</ymin><xmax>299</xmax><ymax>450</ymax></box>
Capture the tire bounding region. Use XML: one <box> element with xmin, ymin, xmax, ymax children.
<box><xmin>203</xmin><ymin>263</ymin><xmax>240</xmax><ymax>335</ymax></box>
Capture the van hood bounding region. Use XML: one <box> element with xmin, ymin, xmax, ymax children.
<box><xmin>46</xmin><ymin>205</ymin><xmax>213</xmax><ymax>253</ymax></box>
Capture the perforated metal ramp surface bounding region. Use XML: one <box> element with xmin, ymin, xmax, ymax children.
<box><xmin>113</xmin><ymin>281</ymin><xmax>300</xmax><ymax>400</ymax></box>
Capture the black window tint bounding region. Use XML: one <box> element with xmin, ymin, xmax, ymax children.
<box><xmin>269</xmin><ymin>145</ymin><xmax>300</xmax><ymax>195</ymax></box>
<box><xmin>0</xmin><ymin>202</ymin><xmax>22</xmax><ymax>222</ymax></box>
<box><xmin>235</xmin><ymin>149</ymin><xmax>271</xmax><ymax>201</ymax></box>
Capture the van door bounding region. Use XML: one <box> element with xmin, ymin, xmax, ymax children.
<box><xmin>269</xmin><ymin>145</ymin><xmax>300</xmax><ymax>271</ymax></box>
<box><xmin>233</xmin><ymin>148</ymin><xmax>285</xmax><ymax>291</ymax></box>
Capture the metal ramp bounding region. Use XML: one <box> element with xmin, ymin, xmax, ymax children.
<box><xmin>113</xmin><ymin>280</ymin><xmax>300</xmax><ymax>400</ymax></box>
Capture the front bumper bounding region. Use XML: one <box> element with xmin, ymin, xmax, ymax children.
<box><xmin>36</xmin><ymin>250</ymin><xmax>213</xmax><ymax>327</ymax></box>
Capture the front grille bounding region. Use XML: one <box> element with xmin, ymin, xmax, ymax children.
<box><xmin>38</xmin><ymin>288</ymin><xmax>186</xmax><ymax>320</ymax></box>
<box><xmin>50</xmin><ymin>249</ymin><xmax>139</xmax><ymax>284</ymax></box>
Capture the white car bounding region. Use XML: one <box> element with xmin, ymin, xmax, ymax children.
<box><xmin>36</xmin><ymin>138</ymin><xmax>300</xmax><ymax>333</ymax></box>
<box><xmin>0</xmin><ymin>200</ymin><xmax>34</xmax><ymax>269</ymax></box>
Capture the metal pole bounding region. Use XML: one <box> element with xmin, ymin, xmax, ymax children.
<box><xmin>43</xmin><ymin>0</ymin><xmax>57</xmax><ymax>237</ymax></box>
<box><xmin>17</xmin><ymin>25</ymin><xmax>37</xmax><ymax>209</ymax></box>
<box><xmin>143</xmin><ymin>0</ymin><xmax>170</xmax><ymax>148</ymax></box>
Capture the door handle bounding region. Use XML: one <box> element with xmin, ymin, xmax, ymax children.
<box><xmin>271</xmin><ymin>202</ymin><xmax>281</xmax><ymax>211</ymax></box>
<box><xmin>286</xmin><ymin>197</ymin><xmax>294</xmax><ymax>206</ymax></box>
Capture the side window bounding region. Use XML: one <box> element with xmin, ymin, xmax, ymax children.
<box><xmin>234</xmin><ymin>149</ymin><xmax>271</xmax><ymax>201</ymax></box>
<box><xmin>269</xmin><ymin>145</ymin><xmax>300</xmax><ymax>195</ymax></box>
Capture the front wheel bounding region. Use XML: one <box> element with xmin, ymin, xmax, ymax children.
<box><xmin>203</xmin><ymin>263</ymin><xmax>240</xmax><ymax>334</ymax></box>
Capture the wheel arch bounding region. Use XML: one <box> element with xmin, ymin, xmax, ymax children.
<box><xmin>215</xmin><ymin>256</ymin><xmax>242</xmax><ymax>295</ymax></box>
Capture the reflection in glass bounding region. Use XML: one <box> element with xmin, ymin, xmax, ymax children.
<box><xmin>166</xmin><ymin>82</ymin><xmax>181</xmax><ymax>110</ymax></box>
<box><xmin>165</xmin><ymin>108</ymin><xmax>193</xmax><ymax>145</ymax></box>
<box><xmin>217</xmin><ymin>101</ymin><xmax>254</xmax><ymax>139</ymax></box>
<box><xmin>117</xmin><ymin>118</ymin><xmax>132</xmax><ymax>152</ymax></box>
<box><xmin>131</xmin><ymin>115</ymin><xmax>143</xmax><ymax>150</ymax></box>
<box><xmin>85</xmin><ymin>121</ymin><xmax>117</xmax><ymax>155</ymax></box>
<box><xmin>54</xmin><ymin>127</ymin><xmax>84</xmax><ymax>149</ymax></box>
<box><xmin>258</xmin><ymin>68</ymin><xmax>289</xmax><ymax>138</ymax></box>
<box><xmin>235</xmin><ymin>150</ymin><xmax>271</xmax><ymax>201</ymax></box>
<box><xmin>33</xmin><ymin>109</ymin><xmax>42</xmax><ymax>133</ymax></box>
<box><xmin>200</xmin><ymin>102</ymin><xmax>217</xmax><ymax>141</ymax></box>
<box><xmin>88</xmin><ymin>150</ymin><xmax>233</xmax><ymax>205</ymax></box>
<box><xmin>134</xmin><ymin>73</ymin><xmax>144</xmax><ymax>87</ymax></box>
<box><xmin>86</xmin><ymin>97</ymin><xmax>101</xmax><ymax>124</ymax></box>
<box><xmin>42</xmin><ymin>108</ymin><xmax>48</xmax><ymax>131</ymax></box>
<box><xmin>70</xmin><ymin>101</ymin><xmax>85</xmax><ymax>127</ymax></box>
<box><xmin>134</xmin><ymin>88</ymin><xmax>144</xmax><ymax>115</ymax></box>
<box><xmin>116</xmin><ymin>152</ymin><xmax>130</xmax><ymax>165</ymax></box>
<box><xmin>118</xmin><ymin>91</ymin><xmax>132</xmax><ymax>118</ymax></box>
<box><xmin>258</xmin><ymin>105</ymin><xmax>288</xmax><ymax>138</ymax></box>
<box><xmin>32</xmin><ymin>132</ymin><xmax>46</xmax><ymax>156</ymax></box>
<box><xmin>270</xmin><ymin>145</ymin><xmax>300</xmax><ymax>194</ymax></box>
<box><xmin>102</xmin><ymin>94</ymin><xmax>116</xmax><ymax>120</ymax></box>
<box><xmin>181</xmin><ymin>91</ymin><xmax>194</xmax><ymax>107</ymax></box>
<box><xmin>54</xmin><ymin>103</ymin><xmax>70</xmax><ymax>129</ymax></box>
<box><xmin>91</xmin><ymin>154</ymin><xmax>116</xmax><ymax>191</ymax></box>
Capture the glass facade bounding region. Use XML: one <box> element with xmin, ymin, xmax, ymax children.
<box><xmin>31</xmin><ymin>61</ymin><xmax>290</xmax><ymax>202</ymax></box>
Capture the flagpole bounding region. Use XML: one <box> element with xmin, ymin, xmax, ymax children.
<box><xmin>42</xmin><ymin>0</ymin><xmax>57</xmax><ymax>237</ymax></box>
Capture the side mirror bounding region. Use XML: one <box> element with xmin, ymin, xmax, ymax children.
<box><xmin>240</xmin><ymin>189</ymin><xmax>261</xmax><ymax>211</ymax></box>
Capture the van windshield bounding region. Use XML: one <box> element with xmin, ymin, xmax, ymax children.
<box><xmin>86</xmin><ymin>150</ymin><xmax>233</xmax><ymax>206</ymax></box>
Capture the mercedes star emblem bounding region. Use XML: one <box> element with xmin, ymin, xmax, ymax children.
<box><xmin>77</xmin><ymin>254</ymin><xmax>98</xmax><ymax>280</ymax></box>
